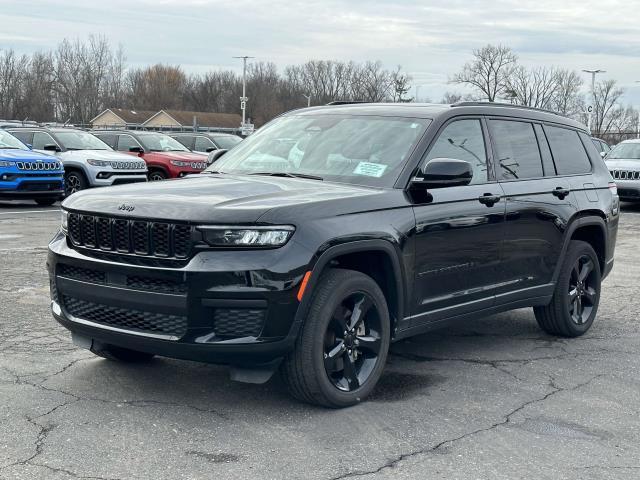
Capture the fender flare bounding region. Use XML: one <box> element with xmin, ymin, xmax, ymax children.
<box><xmin>552</xmin><ymin>214</ymin><xmax>607</xmax><ymax>283</ymax></box>
<box><xmin>292</xmin><ymin>239</ymin><xmax>407</xmax><ymax>333</ymax></box>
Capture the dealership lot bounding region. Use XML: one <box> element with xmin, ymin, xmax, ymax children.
<box><xmin>0</xmin><ymin>202</ymin><xmax>639</xmax><ymax>479</ymax></box>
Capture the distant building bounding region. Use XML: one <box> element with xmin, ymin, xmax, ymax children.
<box><xmin>143</xmin><ymin>110</ymin><xmax>242</xmax><ymax>131</ymax></box>
<box><xmin>90</xmin><ymin>108</ymin><xmax>156</xmax><ymax>128</ymax></box>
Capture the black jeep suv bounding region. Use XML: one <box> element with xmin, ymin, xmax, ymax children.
<box><xmin>48</xmin><ymin>102</ymin><xmax>619</xmax><ymax>408</ymax></box>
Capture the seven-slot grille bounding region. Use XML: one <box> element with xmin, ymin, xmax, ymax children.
<box><xmin>67</xmin><ymin>213</ymin><xmax>193</xmax><ymax>259</ymax></box>
<box><xmin>16</xmin><ymin>161</ymin><xmax>62</xmax><ymax>171</ymax></box>
<box><xmin>610</xmin><ymin>170</ymin><xmax>640</xmax><ymax>181</ymax></box>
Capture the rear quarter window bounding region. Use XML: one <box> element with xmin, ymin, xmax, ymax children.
<box><xmin>545</xmin><ymin>126</ymin><xmax>592</xmax><ymax>175</ymax></box>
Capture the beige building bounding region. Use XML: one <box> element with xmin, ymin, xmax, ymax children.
<box><xmin>90</xmin><ymin>108</ymin><xmax>156</xmax><ymax>128</ymax></box>
<box><xmin>142</xmin><ymin>110</ymin><xmax>242</xmax><ymax>130</ymax></box>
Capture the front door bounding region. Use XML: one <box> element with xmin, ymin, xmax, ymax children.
<box><xmin>411</xmin><ymin>118</ymin><xmax>505</xmax><ymax>325</ymax></box>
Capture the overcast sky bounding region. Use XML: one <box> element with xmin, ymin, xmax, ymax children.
<box><xmin>1</xmin><ymin>0</ymin><xmax>639</xmax><ymax>104</ymax></box>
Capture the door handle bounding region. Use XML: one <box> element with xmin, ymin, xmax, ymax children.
<box><xmin>552</xmin><ymin>187</ymin><xmax>570</xmax><ymax>199</ymax></box>
<box><xmin>478</xmin><ymin>193</ymin><xmax>501</xmax><ymax>207</ymax></box>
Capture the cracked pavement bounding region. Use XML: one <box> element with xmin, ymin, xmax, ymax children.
<box><xmin>1</xmin><ymin>201</ymin><xmax>640</xmax><ymax>479</ymax></box>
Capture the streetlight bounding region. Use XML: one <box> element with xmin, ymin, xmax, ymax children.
<box><xmin>582</xmin><ymin>69</ymin><xmax>606</xmax><ymax>132</ymax></box>
<box><xmin>302</xmin><ymin>94</ymin><xmax>311</xmax><ymax>108</ymax></box>
<box><xmin>233</xmin><ymin>56</ymin><xmax>254</xmax><ymax>130</ymax></box>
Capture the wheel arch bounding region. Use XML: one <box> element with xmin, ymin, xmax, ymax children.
<box><xmin>295</xmin><ymin>239</ymin><xmax>407</xmax><ymax>336</ymax></box>
<box><xmin>554</xmin><ymin>213</ymin><xmax>607</xmax><ymax>282</ymax></box>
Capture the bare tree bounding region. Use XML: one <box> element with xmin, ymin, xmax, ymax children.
<box><xmin>552</xmin><ymin>69</ymin><xmax>583</xmax><ymax>116</ymax></box>
<box><xmin>451</xmin><ymin>44</ymin><xmax>517</xmax><ymax>102</ymax></box>
<box><xmin>390</xmin><ymin>66</ymin><xmax>412</xmax><ymax>102</ymax></box>
<box><xmin>504</xmin><ymin>66</ymin><xmax>560</xmax><ymax>109</ymax></box>
<box><xmin>592</xmin><ymin>79</ymin><xmax>625</xmax><ymax>136</ymax></box>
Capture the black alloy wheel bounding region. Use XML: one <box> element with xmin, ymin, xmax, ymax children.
<box><xmin>568</xmin><ymin>254</ymin><xmax>598</xmax><ymax>325</ymax></box>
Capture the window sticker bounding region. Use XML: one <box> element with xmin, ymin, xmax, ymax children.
<box><xmin>353</xmin><ymin>161</ymin><xmax>388</xmax><ymax>178</ymax></box>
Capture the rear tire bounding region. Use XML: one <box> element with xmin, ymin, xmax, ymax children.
<box><xmin>35</xmin><ymin>198</ymin><xmax>57</xmax><ymax>206</ymax></box>
<box><xmin>281</xmin><ymin>269</ymin><xmax>390</xmax><ymax>408</ymax></box>
<box><xmin>534</xmin><ymin>240</ymin><xmax>601</xmax><ymax>337</ymax></box>
<box><xmin>90</xmin><ymin>342</ymin><xmax>155</xmax><ymax>362</ymax></box>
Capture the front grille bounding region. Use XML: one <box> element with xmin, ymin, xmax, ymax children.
<box><xmin>610</xmin><ymin>170</ymin><xmax>640</xmax><ymax>181</ymax></box>
<box><xmin>58</xmin><ymin>264</ymin><xmax>106</xmax><ymax>284</ymax></box>
<box><xmin>67</xmin><ymin>213</ymin><xmax>193</xmax><ymax>259</ymax></box>
<box><xmin>16</xmin><ymin>161</ymin><xmax>62</xmax><ymax>171</ymax></box>
<box><xmin>63</xmin><ymin>295</ymin><xmax>188</xmax><ymax>337</ymax></box>
<box><xmin>17</xmin><ymin>181</ymin><xmax>62</xmax><ymax>191</ymax></box>
<box><xmin>126</xmin><ymin>275</ymin><xmax>187</xmax><ymax>294</ymax></box>
<box><xmin>213</xmin><ymin>309</ymin><xmax>265</xmax><ymax>338</ymax></box>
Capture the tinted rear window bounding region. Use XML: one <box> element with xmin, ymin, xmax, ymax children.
<box><xmin>545</xmin><ymin>126</ymin><xmax>591</xmax><ymax>175</ymax></box>
<box><xmin>489</xmin><ymin>120</ymin><xmax>543</xmax><ymax>180</ymax></box>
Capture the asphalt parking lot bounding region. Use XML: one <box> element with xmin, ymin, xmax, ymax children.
<box><xmin>1</xmin><ymin>201</ymin><xmax>639</xmax><ymax>480</ymax></box>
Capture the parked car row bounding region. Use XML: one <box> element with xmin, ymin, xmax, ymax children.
<box><xmin>0</xmin><ymin>127</ymin><xmax>242</xmax><ymax>203</ymax></box>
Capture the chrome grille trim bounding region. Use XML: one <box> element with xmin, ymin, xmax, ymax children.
<box><xmin>610</xmin><ymin>169</ymin><xmax>640</xmax><ymax>181</ymax></box>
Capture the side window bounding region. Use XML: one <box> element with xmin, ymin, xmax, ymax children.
<box><xmin>423</xmin><ymin>119</ymin><xmax>488</xmax><ymax>184</ymax></box>
<box><xmin>545</xmin><ymin>126</ymin><xmax>592</xmax><ymax>175</ymax></box>
<box><xmin>32</xmin><ymin>132</ymin><xmax>58</xmax><ymax>150</ymax></box>
<box><xmin>9</xmin><ymin>131</ymin><xmax>33</xmax><ymax>145</ymax></box>
<box><xmin>173</xmin><ymin>136</ymin><xmax>193</xmax><ymax>150</ymax></box>
<box><xmin>95</xmin><ymin>133</ymin><xmax>116</xmax><ymax>148</ymax></box>
<box><xmin>489</xmin><ymin>120</ymin><xmax>543</xmax><ymax>180</ymax></box>
<box><xmin>117</xmin><ymin>134</ymin><xmax>141</xmax><ymax>152</ymax></box>
<box><xmin>534</xmin><ymin>124</ymin><xmax>557</xmax><ymax>176</ymax></box>
<box><xmin>194</xmin><ymin>136</ymin><xmax>215</xmax><ymax>152</ymax></box>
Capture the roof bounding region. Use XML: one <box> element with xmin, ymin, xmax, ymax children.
<box><xmin>90</xmin><ymin>108</ymin><xmax>156</xmax><ymax>124</ymax></box>
<box><xmin>145</xmin><ymin>110</ymin><xmax>242</xmax><ymax>128</ymax></box>
<box><xmin>291</xmin><ymin>102</ymin><xmax>587</xmax><ymax>131</ymax></box>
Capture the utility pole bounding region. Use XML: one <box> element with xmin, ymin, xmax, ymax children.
<box><xmin>582</xmin><ymin>69</ymin><xmax>606</xmax><ymax>132</ymax></box>
<box><xmin>302</xmin><ymin>94</ymin><xmax>311</xmax><ymax>108</ymax></box>
<box><xmin>233</xmin><ymin>56</ymin><xmax>254</xmax><ymax>130</ymax></box>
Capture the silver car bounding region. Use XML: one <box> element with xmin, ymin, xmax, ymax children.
<box><xmin>605</xmin><ymin>139</ymin><xmax>640</xmax><ymax>202</ymax></box>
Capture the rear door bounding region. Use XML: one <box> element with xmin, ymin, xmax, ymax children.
<box><xmin>490</xmin><ymin>119</ymin><xmax>578</xmax><ymax>301</ymax></box>
<box><xmin>411</xmin><ymin>117</ymin><xmax>506</xmax><ymax>324</ymax></box>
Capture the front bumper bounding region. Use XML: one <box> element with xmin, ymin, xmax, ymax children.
<box><xmin>91</xmin><ymin>171</ymin><xmax>148</xmax><ymax>187</ymax></box>
<box><xmin>614</xmin><ymin>180</ymin><xmax>640</xmax><ymax>201</ymax></box>
<box><xmin>47</xmin><ymin>231</ymin><xmax>311</xmax><ymax>366</ymax></box>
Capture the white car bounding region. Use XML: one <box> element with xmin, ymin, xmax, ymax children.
<box><xmin>8</xmin><ymin>127</ymin><xmax>148</xmax><ymax>196</ymax></box>
<box><xmin>605</xmin><ymin>139</ymin><xmax>640</xmax><ymax>203</ymax></box>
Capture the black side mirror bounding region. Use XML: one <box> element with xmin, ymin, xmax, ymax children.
<box><xmin>43</xmin><ymin>144</ymin><xmax>61</xmax><ymax>152</ymax></box>
<box><xmin>129</xmin><ymin>146</ymin><xmax>144</xmax><ymax>154</ymax></box>
<box><xmin>413</xmin><ymin>158</ymin><xmax>473</xmax><ymax>189</ymax></box>
<box><xmin>205</xmin><ymin>147</ymin><xmax>217</xmax><ymax>153</ymax></box>
<box><xmin>208</xmin><ymin>149</ymin><xmax>228</xmax><ymax>164</ymax></box>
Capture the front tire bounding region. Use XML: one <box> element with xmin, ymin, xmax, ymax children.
<box><xmin>281</xmin><ymin>269</ymin><xmax>390</xmax><ymax>408</ymax></box>
<box><xmin>64</xmin><ymin>170</ymin><xmax>88</xmax><ymax>196</ymax></box>
<box><xmin>534</xmin><ymin>240</ymin><xmax>601</xmax><ymax>337</ymax></box>
<box><xmin>148</xmin><ymin>169</ymin><xmax>167</xmax><ymax>181</ymax></box>
<box><xmin>90</xmin><ymin>342</ymin><xmax>155</xmax><ymax>362</ymax></box>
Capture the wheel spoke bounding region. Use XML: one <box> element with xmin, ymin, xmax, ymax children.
<box><xmin>324</xmin><ymin>341</ymin><xmax>345</xmax><ymax>371</ymax></box>
<box><xmin>348</xmin><ymin>295</ymin><xmax>373</xmax><ymax>331</ymax></box>
<box><xmin>343</xmin><ymin>354</ymin><xmax>360</xmax><ymax>389</ymax></box>
<box><xmin>575</xmin><ymin>295</ymin><xmax>583</xmax><ymax>323</ymax></box>
<box><xmin>583</xmin><ymin>287</ymin><xmax>597</xmax><ymax>305</ymax></box>
<box><xmin>356</xmin><ymin>334</ymin><xmax>381</xmax><ymax>355</ymax></box>
<box><xmin>579</xmin><ymin>259</ymin><xmax>594</xmax><ymax>282</ymax></box>
<box><xmin>568</xmin><ymin>288</ymin><xmax>578</xmax><ymax>302</ymax></box>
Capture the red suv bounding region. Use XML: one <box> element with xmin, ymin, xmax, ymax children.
<box><xmin>93</xmin><ymin>131</ymin><xmax>207</xmax><ymax>181</ymax></box>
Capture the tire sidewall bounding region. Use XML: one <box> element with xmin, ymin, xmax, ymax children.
<box><xmin>307</xmin><ymin>271</ymin><xmax>390</xmax><ymax>407</ymax></box>
<box><xmin>64</xmin><ymin>170</ymin><xmax>86</xmax><ymax>196</ymax></box>
<box><xmin>558</xmin><ymin>242</ymin><xmax>602</xmax><ymax>336</ymax></box>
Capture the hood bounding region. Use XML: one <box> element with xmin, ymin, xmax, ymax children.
<box><xmin>605</xmin><ymin>159</ymin><xmax>640</xmax><ymax>170</ymax></box>
<box><xmin>62</xmin><ymin>174</ymin><xmax>387</xmax><ymax>224</ymax></box>
<box><xmin>60</xmin><ymin>149</ymin><xmax>142</xmax><ymax>161</ymax></box>
<box><xmin>0</xmin><ymin>148</ymin><xmax>58</xmax><ymax>162</ymax></box>
<box><xmin>143</xmin><ymin>151</ymin><xmax>205</xmax><ymax>161</ymax></box>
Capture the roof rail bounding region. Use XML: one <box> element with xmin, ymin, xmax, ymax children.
<box><xmin>325</xmin><ymin>100</ymin><xmax>368</xmax><ymax>106</ymax></box>
<box><xmin>452</xmin><ymin>101</ymin><xmax>562</xmax><ymax>116</ymax></box>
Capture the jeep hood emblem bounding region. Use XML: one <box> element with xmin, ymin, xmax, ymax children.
<box><xmin>118</xmin><ymin>204</ymin><xmax>135</xmax><ymax>212</ymax></box>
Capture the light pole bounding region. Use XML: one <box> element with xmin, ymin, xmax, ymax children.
<box><xmin>233</xmin><ymin>56</ymin><xmax>254</xmax><ymax>129</ymax></box>
<box><xmin>582</xmin><ymin>69</ymin><xmax>606</xmax><ymax>132</ymax></box>
<box><xmin>302</xmin><ymin>94</ymin><xmax>311</xmax><ymax>108</ymax></box>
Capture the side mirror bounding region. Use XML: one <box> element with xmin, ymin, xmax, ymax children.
<box><xmin>205</xmin><ymin>147</ymin><xmax>217</xmax><ymax>153</ymax></box>
<box><xmin>129</xmin><ymin>146</ymin><xmax>144</xmax><ymax>154</ymax></box>
<box><xmin>208</xmin><ymin>149</ymin><xmax>228</xmax><ymax>164</ymax></box>
<box><xmin>43</xmin><ymin>144</ymin><xmax>61</xmax><ymax>152</ymax></box>
<box><xmin>412</xmin><ymin>158</ymin><xmax>473</xmax><ymax>189</ymax></box>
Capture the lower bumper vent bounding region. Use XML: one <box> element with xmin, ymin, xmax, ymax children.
<box><xmin>213</xmin><ymin>309</ymin><xmax>265</xmax><ymax>338</ymax></box>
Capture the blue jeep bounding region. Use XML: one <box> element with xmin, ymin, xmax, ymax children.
<box><xmin>0</xmin><ymin>129</ymin><xmax>64</xmax><ymax>206</ymax></box>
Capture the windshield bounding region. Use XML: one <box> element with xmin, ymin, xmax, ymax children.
<box><xmin>213</xmin><ymin>135</ymin><xmax>242</xmax><ymax>149</ymax></box>
<box><xmin>138</xmin><ymin>133</ymin><xmax>190</xmax><ymax>152</ymax></box>
<box><xmin>209</xmin><ymin>115</ymin><xmax>430</xmax><ymax>187</ymax></box>
<box><xmin>55</xmin><ymin>131</ymin><xmax>111</xmax><ymax>150</ymax></box>
<box><xmin>607</xmin><ymin>143</ymin><xmax>640</xmax><ymax>160</ymax></box>
<box><xmin>0</xmin><ymin>130</ymin><xmax>28</xmax><ymax>150</ymax></box>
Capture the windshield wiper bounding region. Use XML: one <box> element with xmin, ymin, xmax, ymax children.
<box><xmin>249</xmin><ymin>172</ymin><xmax>323</xmax><ymax>181</ymax></box>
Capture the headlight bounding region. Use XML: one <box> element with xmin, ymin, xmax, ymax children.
<box><xmin>0</xmin><ymin>161</ymin><xmax>16</xmax><ymax>167</ymax></box>
<box><xmin>87</xmin><ymin>159</ymin><xmax>110</xmax><ymax>167</ymax></box>
<box><xmin>198</xmin><ymin>226</ymin><xmax>294</xmax><ymax>247</ymax></box>
<box><xmin>61</xmin><ymin>210</ymin><xmax>69</xmax><ymax>233</ymax></box>
<box><xmin>170</xmin><ymin>160</ymin><xmax>189</xmax><ymax>167</ymax></box>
